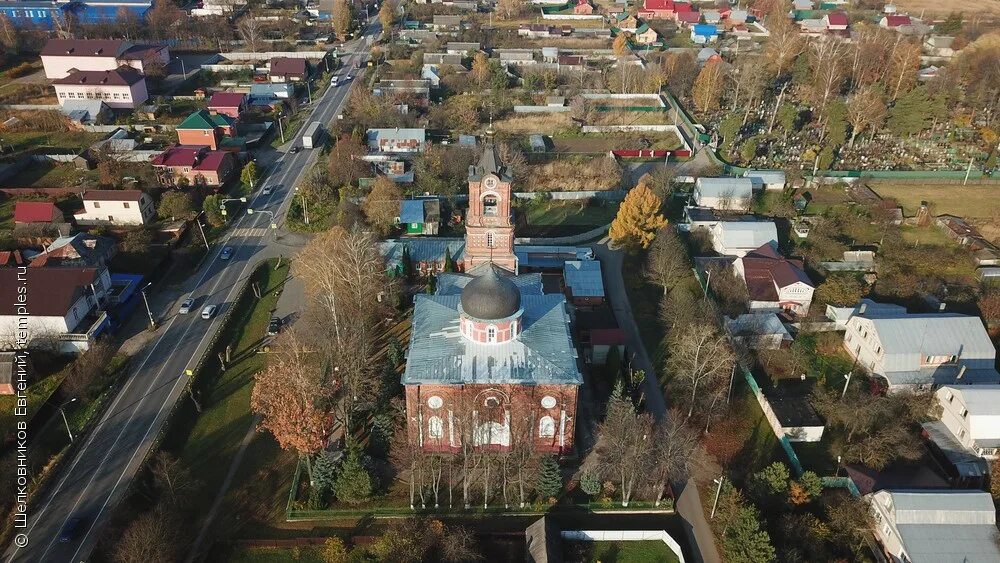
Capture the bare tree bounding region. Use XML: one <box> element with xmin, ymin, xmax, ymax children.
<box><xmin>646</xmin><ymin>410</ymin><xmax>699</xmax><ymax>506</ymax></box>
<box><xmin>666</xmin><ymin>322</ymin><xmax>736</xmax><ymax>421</ymax></box>
<box><xmin>762</xmin><ymin>14</ymin><xmax>804</xmax><ymax>77</ymax></box>
<box><xmin>149</xmin><ymin>452</ymin><xmax>199</xmax><ymax>507</ymax></box>
<box><xmin>846</xmin><ymin>85</ymin><xmax>887</xmax><ymax>147</ymax></box>
<box><xmin>591</xmin><ymin>393</ymin><xmax>653</xmax><ymax>507</ymax></box>
<box><xmin>809</xmin><ymin>37</ymin><xmax>848</xmax><ymax>118</ymax></box>
<box><xmin>113</xmin><ymin>503</ymin><xmax>180</xmax><ymax>563</ymax></box>
<box><xmin>645</xmin><ymin>227</ymin><xmax>690</xmax><ymax>295</ymax></box>
<box><xmin>237</xmin><ymin>14</ymin><xmax>264</xmax><ymax>53</ymax></box>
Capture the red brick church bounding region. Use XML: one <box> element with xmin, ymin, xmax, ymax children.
<box><xmin>402</xmin><ymin>138</ymin><xmax>583</xmax><ymax>454</ymax></box>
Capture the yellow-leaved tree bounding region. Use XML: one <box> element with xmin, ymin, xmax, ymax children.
<box><xmin>609</xmin><ymin>177</ymin><xmax>667</xmax><ymax>252</ymax></box>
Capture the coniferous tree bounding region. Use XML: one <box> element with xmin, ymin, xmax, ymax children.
<box><xmin>535</xmin><ymin>455</ymin><xmax>563</xmax><ymax>499</ymax></box>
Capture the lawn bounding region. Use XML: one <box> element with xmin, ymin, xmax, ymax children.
<box><xmin>4</xmin><ymin>162</ymin><xmax>89</xmax><ymax>188</ymax></box>
<box><xmin>566</xmin><ymin>540</ymin><xmax>680</xmax><ymax>563</ymax></box>
<box><xmin>0</xmin><ymin>372</ymin><xmax>63</xmax><ymax>439</ymax></box>
<box><xmin>870</xmin><ymin>183</ymin><xmax>1000</xmax><ymax>220</ymax></box>
<box><xmin>0</xmin><ymin>130</ymin><xmax>103</xmax><ymax>155</ymax></box>
<box><xmin>160</xmin><ymin>259</ymin><xmax>291</xmax><ymax>530</ymax></box>
<box><xmin>0</xmin><ymin>197</ymin><xmax>14</xmax><ymax>230</ymax></box>
<box><xmin>520</xmin><ymin>199</ymin><xmax>618</xmax><ymax>237</ymax></box>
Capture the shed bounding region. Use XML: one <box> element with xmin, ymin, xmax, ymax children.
<box><xmin>529</xmin><ymin>134</ymin><xmax>547</xmax><ymax>153</ymax></box>
<box><xmin>743</xmin><ymin>169</ymin><xmax>787</xmax><ymax>191</ymax></box>
<box><xmin>563</xmin><ymin>260</ymin><xmax>605</xmax><ymax>305</ymax></box>
<box><xmin>399</xmin><ymin>198</ymin><xmax>441</xmax><ymax>236</ymax></box>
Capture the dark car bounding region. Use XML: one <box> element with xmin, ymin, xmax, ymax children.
<box><xmin>59</xmin><ymin>517</ymin><xmax>83</xmax><ymax>542</ymax></box>
<box><xmin>290</xmin><ymin>146</ymin><xmax>301</xmax><ymax>154</ymax></box>
<box><xmin>267</xmin><ymin>316</ymin><xmax>282</xmax><ymax>336</ymax></box>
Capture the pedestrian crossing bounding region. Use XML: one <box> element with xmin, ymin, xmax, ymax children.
<box><xmin>231</xmin><ymin>227</ymin><xmax>270</xmax><ymax>238</ymax></box>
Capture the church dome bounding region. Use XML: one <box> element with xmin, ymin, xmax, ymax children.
<box><xmin>460</xmin><ymin>265</ymin><xmax>521</xmax><ymax>320</ymax></box>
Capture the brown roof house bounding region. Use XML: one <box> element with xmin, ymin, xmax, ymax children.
<box><xmin>52</xmin><ymin>66</ymin><xmax>148</xmax><ymax>110</ymax></box>
<box><xmin>734</xmin><ymin>244</ymin><xmax>815</xmax><ymax>317</ymax></box>
<box><xmin>30</xmin><ymin>233</ymin><xmax>117</xmax><ymax>269</ymax></box>
<box><xmin>269</xmin><ymin>57</ymin><xmax>309</xmax><ymax>82</ymax></box>
<box><xmin>0</xmin><ymin>267</ymin><xmax>111</xmax><ymax>353</ymax></box>
<box><xmin>13</xmin><ymin>201</ymin><xmax>62</xmax><ymax>224</ymax></box>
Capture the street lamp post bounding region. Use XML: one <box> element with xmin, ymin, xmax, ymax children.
<box><xmin>276</xmin><ymin>112</ymin><xmax>286</xmax><ymax>144</ymax></box>
<box><xmin>294</xmin><ymin>187</ymin><xmax>309</xmax><ymax>225</ymax></box>
<box><xmin>246</xmin><ymin>208</ymin><xmax>279</xmax><ymax>238</ymax></box>
<box><xmin>710</xmin><ymin>476</ymin><xmax>726</xmax><ymax>519</ymax></box>
<box><xmin>140</xmin><ymin>282</ymin><xmax>155</xmax><ymax>330</ymax></box>
<box><xmin>219</xmin><ymin>196</ymin><xmax>248</xmax><ymax>217</ymax></box>
<box><xmin>841</xmin><ymin>372</ymin><xmax>853</xmax><ymax>400</ymax></box>
<box><xmin>58</xmin><ymin>398</ymin><xmax>78</xmax><ymax>442</ymax></box>
<box><xmin>175</xmin><ymin>57</ymin><xmax>186</xmax><ymax>77</ymax></box>
<box><xmin>195</xmin><ymin>211</ymin><xmax>210</xmax><ymax>248</ymax></box>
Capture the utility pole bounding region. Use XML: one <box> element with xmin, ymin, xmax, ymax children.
<box><xmin>710</xmin><ymin>476</ymin><xmax>725</xmax><ymax>519</ymax></box>
<box><xmin>195</xmin><ymin>214</ymin><xmax>209</xmax><ymax>248</ymax></box>
<box><xmin>841</xmin><ymin>372</ymin><xmax>853</xmax><ymax>400</ymax></box>
<box><xmin>57</xmin><ymin>398</ymin><xmax>77</xmax><ymax>442</ymax></box>
<box><xmin>140</xmin><ymin>282</ymin><xmax>155</xmax><ymax>330</ymax></box>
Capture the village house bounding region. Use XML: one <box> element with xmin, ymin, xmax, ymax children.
<box><xmin>30</xmin><ymin>233</ymin><xmax>116</xmax><ymax>268</ymax></box>
<box><xmin>13</xmin><ymin>201</ymin><xmax>62</xmax><ymax>224</ymax></box>
<box><xmin>823</xmin><ymin>11</ymin><xmax>849</xmax><ymax>33</ymax></box>
<box><xmin>519</xmin><ymin>24</ymin><xmax>555</xmax><ymax>39</ymax></box>
<box><xmin>206</xmin><ymin>92</ymin><xmax>248</xmax><ymax>119</ymax></box>
<box><xmin>423</xmin><ymin>52</ymin><xmax>465</xmax><ymax>67</ymax></box>
<box><xmin>268</xmin><ymin>57</ymin><xmax>309</xmax><ymax>82</ymax></box>
<box><xmin>366</xmin><ymin>128</ymin><xmax>427</xmax><ymax>153</ymax></box>
<box><xmin>693</xmin><ymin>177</ymin><xmax>754</xmax><ymax>211</ymax></box>
<box><xmin>638</xmin><ymin>0</ymin><xmax>688</xmax><ymax>19</ymax></box>
<box><xmin>563</xmin><ymin>260</ymin><xmax>605</xmax><ymax>306</ymax></box>
<box><xmin>676</xmin><ymin>9</ymin><xmax>701</xmax><ymax>26</ymax></box>
<box><xmin>151</xmin><ymin>146</ymin><xmax>238</xmax><ymax>187</ymax></box>
<box><xmin>175</xmin><ymin>109</ymin><xmax>237</xmax><ymax>151</ymax></box>
<box><xmin>444</xmin><ymin>42</ymin><xmax>481</xmax><ymax>55</ymax></box>
<box><xmin>53</xmin><ymin>66</ymin><xmax>148</xmax><ymax>109</ymax></box>
<box><xmin>922</xmin><ymin>385</ymin><xmax>1000</xmax><ymax>484</ymax></box>
<box><xmin>733</xmin><ymin>244</ymin><xmax>814</xmax><ymax>316</ymax></box>
<box><xmin>743</xmin><ymin>169</ymin><xmax>787</xmax><ymax>191</ymax></box>
<box><xmin>709</xmin><ymin>221</ymin><xmax>778</xmax><ymax>257</ymax></box>
<box><xmin>725</xmin><ymin>313</ymin><xmax>792</xmax><ymax>350</ymax></box>
<box><xmin>834</xmin><ymin>301</ymin><xmax>1000</xmax><ymax>390</ymax></box>
<box><xmin>75</xmin><ymin>189</ymin><xmax>155</xmax><ymax>225</ymax></box>
<box><xmin>866</xmin><ymin>490</ymin><xmax>1000</xmax><ymax>562</ymax></box>
<box><xmin>924</xmin><ymin>35</ymin><xmax>957</xmax><ymax>58</ymax></box>
<box><xmin>399</xmin><ymin>198</ymin><xmax>441</xmax><ymax>236</ymax></box>
<box><xmin>40</xmin><ymin>38</ymin><xmax>169</xmax><ymax>79</ymax></box>
<box><xmin>880</xmin><ymin>14</ymin><xmax>912</xmax><ymax>30</ymax></box>
<box><xmin>633</xmin><ymin>24</ymin><xmax>659</xmax><ymax>45</ymax></box>
<box><xmin>431</xmin><ymin>14</ymin><xmax>463</xmax><ymax>31</ymax></box>
<box><xmin>691</xmin><ymin>23</ymin><xmax>719</xmax><ymax>43</ymax></box>
<box><xmin>0</xmin><ymin>266</ymin><xmax>111</xmax><ymax>353</ymax></box>
<box><xmin>612</xmin><ymin>13</ymin><xmax>640</xmax><ymax>32</ymax></box>
<box><xmin>373</xmin><ymin>79</ymin><xmax>432</xmax><ymax>105</ymax></box>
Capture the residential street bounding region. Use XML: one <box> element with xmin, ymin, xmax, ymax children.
<box><xmin>3</xmin><ymin>21</ymin><xmax>379</xmax><ymax>563</ymax></box>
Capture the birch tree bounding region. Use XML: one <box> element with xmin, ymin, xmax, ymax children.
<box><xmin>666</xmin><ymin>322</ymin><xmax>736</xmax><ymax>421</ymax></box>
<box><xmin>809</xmin><ymin>37</ymin><xmax>847</xmax><ymax>118</ymax></box>
<box><xmin>846</xmin><ymin>85</ymin><xmax>887</xmax><ymax>147</ymax></box>
<box><xmin>646</xmin><ymin>410</ymin><xmax>699</xmax><ymax>506</ymax></box>
<box><xmin>592</xmin><ymin>392</ymin><xmax>653</xmax><ymax>507</ymax></box>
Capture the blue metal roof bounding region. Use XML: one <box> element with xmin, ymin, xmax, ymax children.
<box><xmin>693</xmin><ymin>24</ymin><xmax>719</xmax><ymax>36</ymax></box>
<box><xmin>380</xmin><ymin>238</ymin><xmax>465</xmax><ymax>267</ymax></box>
<box><xmin>563</xmin><ymin>260</ymin><xmax>604</xmax><ymax>298</ymax></box>
<box><xmin>403</xmin><ymin>293</ymin><xmax>582</xmax><ymax>385</ymax></box>
<box><xmin>399</xmin><ymin>199</ymin><xmax>425</xmax><ymax>223</ymax></box>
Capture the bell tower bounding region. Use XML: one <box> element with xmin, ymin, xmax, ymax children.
<box><xmin>465</xmin><ymin>132</ymin><xmax>517</xmax><ymax>273</ymax></box>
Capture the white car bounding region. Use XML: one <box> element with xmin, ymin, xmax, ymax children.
<box><xmin>201</xmin><ymin>305</ymin><xmax>217</xmax><ymax>320</ymax></box>
<box><xmin>330</xmin><ymin>76</ymin><xmax>340</xmax><ymax>86</ymax></box>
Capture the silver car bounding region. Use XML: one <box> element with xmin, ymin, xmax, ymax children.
<box><xmin>179</xmin><ymin>297</ymin><xmax>194</xmax><ymax>315</ymax></box>
<box><xmin>201</xmin><ymin>305</ymin><xmax>217</xmax><ymax>320</ymax></box>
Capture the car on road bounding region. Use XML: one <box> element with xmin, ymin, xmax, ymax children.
<box><xmin>267</xmin><ymin>316</ymin><xmax>282</xmax><ymax>336</ymax></box>
<box><xmin>179</xmin><ymin>297</ymin><xmax>195</xmax><ymax>315</ymax></box>
<box><xmin>201</xmin><ymin>305</ymin><xmax>217</xmax><ymax>320</ymax></box>
<box><xmin>291</xmin><ymin>146</ymin><xmax>301</xmax><ymax>154</ymax></box>
<box><xmin>331</xmin><ymin>76</ymin><xmax>340</xmax><ymax>86</ymax></box>
<box><xmin>261</xmin><ymin>185</ymin><xmax>273</xmax><ymax>196</ymax></box>
<box><xmin>220</xmin><ymin>246</ymin><xmax>234</xmax><ymax>260</ymax></box>
<box><xmin>344</xmin><ymin>74</ymin><xmax>353</xmax><ymax>82</ymax></box>
<box><xmin>59</xmin><ymin>517</ymin><xmax>83</xmax><ymax>543</ymax></box>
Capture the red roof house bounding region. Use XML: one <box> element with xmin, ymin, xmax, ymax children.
<box><xmin>269</xmin><ymin>57</ymin><xmax>309</xmax><ymax>82</ymax></box>
<box><xmin>152</xmin><ymin>146</ymin><xmax>238</xmax><ymax>187</ymax></box>
<box><xmin>824</xmin><ymin>11</ymin><xmax>849</xmax><ymax>31</ymax></box>
<box><xmin>14</xmin><ymin>201</ymin><xmax>61</xmax><ymax>224</ymax></box>
<box><xmin>639</xmin><ymin>0</ymin><xmax>679</xmax><ymax>19</ymax></box>
<box><xmin>677</xmin><ymin>9</ymin><xmax>701</xmax><ymax>25</ymax></box>
<box><xmin>881</xmin><ymin>14</ymin><xmax>912</xmax><ymax>28</ymax></box>
<box><xmin>207</xmin><ymin>92</ymin><xmax>247</xmax><ymax>119</ymax></box>
<box><xmin>735</xmin><ymin>244</ymin><xmax>815</xmax><ymax>317</ymax></box>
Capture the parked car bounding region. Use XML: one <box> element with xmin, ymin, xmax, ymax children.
<box><xmin>267</xmin><ymin>316</ymin><xmax>282</xmax><ymax>336</ymax></box>
<box><xmin>59</xmin><ymin>517</ymin><xmax>83</xmax><ymax>543</ymax></box>
<box><xmin>220</xmin><ymin>247</ymin><xmax>234</xmax><ymax>260</ymax></box>
<box><xmin>179</xmin><ymin>297</ymin><xmax>195</xmax><ymax>315</ymax></box>
<box><xmin>201</xmin><ymin>305</ymin><xmax>217</xmax><ymax>320</ymax></box>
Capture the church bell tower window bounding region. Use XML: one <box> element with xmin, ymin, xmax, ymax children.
<box><xmin>483</xmin><ymin>194</ymin><xmax>498</xmax><ymax>216</ymax></box>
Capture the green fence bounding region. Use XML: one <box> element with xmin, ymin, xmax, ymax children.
<box><xmin>594</xmin><ymin>106</ymin><xmax>670</xmax><ymax>112</ymax></box>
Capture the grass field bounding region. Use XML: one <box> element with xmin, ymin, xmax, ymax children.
<box><xmin>567</xmin><ymin>540</ymin><xmax>681</xmax><ymax>563</ymax></box>
<box><xmin>871</xmin><ymin>184</ymin><xmax>1000</xmax><ymax>220</ymax></box>
<box><xmin>0</xmin><ymin>197</ymin><xmax>15</xmax><ymax>229</ymax></box>
<box><xmin>522</xmin><ymin>199</ymin><xmax>618</xmax><ymax>237</ymax></box>
<box><xmin>891</xmin><ymin>0</ymin><xmax>1000</xmax><ymax>17</ymax></box>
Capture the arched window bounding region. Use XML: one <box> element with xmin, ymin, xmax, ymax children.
<box><xmin>538</xmin><ymin>416</ymin><xmax>556</xmax><ymax>438</ymax></box>
<box><xmin>487</xmin><ymin>325</ymin><xmax>497</xmax><ymax>343</ymax></box>
<box><xmin>483</xmin><ymin>195</ymin><xmax>499</xmax><ymax>216</ymax></box>
<box><xmin>486</xmin><ymin>231</ymin><xmax>495</xmax><ymax>248</ymax></box>
<box><xmin>428</xmin><ymin>416</ymin><xmax>444</xmax><ymax>439</ymax></box>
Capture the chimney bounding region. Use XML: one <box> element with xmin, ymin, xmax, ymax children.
<box><xmin>858</xmin><ymin>303</ymin><xmax>867</xmax><ymax>316</ymax></box>
<box><xmin>957</xmin><ymin>365</ymin><xmax>967</xmax><ymax>380</ymax></box>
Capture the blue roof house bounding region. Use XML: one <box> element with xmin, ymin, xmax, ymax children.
<box><xmin>691</xmin><ymin>24</ymin><xmax>720</xmax><ymax>44</ymax></box>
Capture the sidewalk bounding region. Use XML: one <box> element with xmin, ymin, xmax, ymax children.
<box><xmin>591</xmin><ymin>238</ymin><xmax>667</xmax><ymax>419</ymax></box>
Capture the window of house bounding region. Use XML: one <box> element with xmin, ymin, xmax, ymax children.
<box><xmin>58</xmin><ymin>92</ymin><xmax>66</xmax><ymax>98</ymax></box>
<box><xmin>428</xmin><ymin>416</ymin><xmax>443</xmax><ymax>439</ymax></box>
<box><xmin>962</xmin><ymin>409</ymin><xmax>969</xmax><ymax>418</ymax></box>
<box><xmin>875</xmin><ymin>346</ymin><xmax>881</xmax><ymax>354</ymax></box>
<box><xmin>123</xmin><ymin>202</ymin><xmax>130</xmax><ymax>208</ymax></box>
<box><xmin>94</xmin><ymin>202</ymin><xmax>100</xmax><ymax>208</ymax></box>
<box><xmin>486</xmin><ymin>231</ymin><xmax>495</xmax><ymax>248</ymax></box>
<box><xmin>487</xmin><ymin>326</ymin><xmax>497</xmax><ymax>343</ymax></box>
<box><xmin>85</xmin><ymin>92</ymin><xmax>93</xmax><ymax>99</ymax></box>
<box><xmin>483</xmin><ymin>195</ymin><xmax>498</xmax><ymax>216</ymax></box>
<box><xmin>538</xmin><ymin>416</ymin><xmax>556</xmax><ymax>438</ymax></box>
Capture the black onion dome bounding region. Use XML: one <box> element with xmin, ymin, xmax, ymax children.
<box><xmin>460</xmin><ymin>265</ymin><xmax>521</xmax><ymax>320</ymax></box>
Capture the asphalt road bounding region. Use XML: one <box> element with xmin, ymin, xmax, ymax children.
<box><xmin>4</xmin><ymin>21</ymin><xmax>378</xmax><ymax>563</ymax></box>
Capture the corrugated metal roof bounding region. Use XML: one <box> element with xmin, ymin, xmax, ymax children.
<box><xmin>921</xmin><ymin>420</ymin><xmax>988</xmax><ymax>477</ymax></box>
<box><xmin>399</xmin><ymin>199</ymin><xmax>425</xmax><ymax>223</ymax></box>
<box><xmin>866</xmin><ymin>314</ymin><xmax>996</xmax><ymax>374</ymax></box>
<box><xmin>403</xmin><ymin>293</ymin><xmax>582</xmax><ymax>385</ymax></box>
<box><xmin>713</xmin><ymin>221</ymin><xmax>777</xmax><ymax>251</ymax></box>
<box><xmin>695</xmin><ymin>177</ymin><xmax>753</xmax><ymax>199</ymax></box>
<box><xmin>563</xmin><ymin>260</ymin><xmax>604</xmax><ymax>298</ymax></box>
<box><xmin>437</xmin><ymin>272</ymin><xmax>543</xmax><ymax>296</ymax></box>
<box><xmin>896</xmin><ymin>522</ymin><xmax>1000</xmax><ymax>562</ymax></box>
<box><xmin>888</xmin><ymin>490</ymin><xmax>996</xmax><ymax>523</ymax></box>
<box><xmin>743</xmin><ymin>169</ymin><xmax>786</xmax><ymax>186</ymax></box>
<box><xmin>380</xmin><ymin>238</ymin><xmax>465</xmax><ymax>266</ymax></box>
